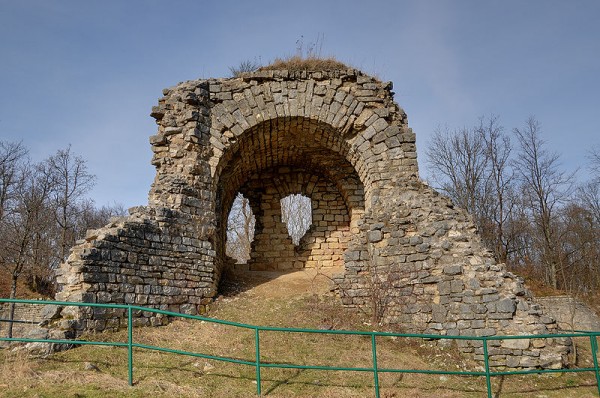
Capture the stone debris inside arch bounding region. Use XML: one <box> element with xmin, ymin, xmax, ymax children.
<box><xmin>52</xmin><ymin>68</ymin><xmax>570</xmax><ymax>369</ymax></box>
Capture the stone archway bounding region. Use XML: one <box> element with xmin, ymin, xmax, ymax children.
<box><xmin>55</xmin><ymin>68</ymin><xmax>570</xmax><ymax>369</ymax></box>
<box><xmin>213</xmin><ymin>116</ymin><xmax>366</xmax><ymax>273</ymax></box>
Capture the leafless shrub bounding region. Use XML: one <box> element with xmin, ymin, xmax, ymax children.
<box><xmin>229</xmin><ymin>58</ymin><xmax>261</xmax><ymax>77</ymax></box>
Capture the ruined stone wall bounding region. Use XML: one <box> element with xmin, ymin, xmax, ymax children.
<box><xmin>55</xmin><ymin>207</ymin><xmax>216</xmax><ymax>331</ymax></box>
<box><xmin>53</xmin><ymin>68</ymin><xmax>571</xmax><ymax>368</ymax></box>
<box><xmin>335</xmin><ymin>185</ymin><xmax>570</xmax><ymax>368</ymax></box>
<box><xmin>0</xmin><ymin>303</ymin><xmax>46</xmax><ymax>336</ymax></box>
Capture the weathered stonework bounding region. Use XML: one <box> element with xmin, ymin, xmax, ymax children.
<box><xmin>55</xmin><ymin>68</ymin><xmax>570</xmax><ymax>368</ymax></box>
<box><xmin>241</xmin><ymin>167</ymin><xmax>360</xmax><ymax>271</ymax></box>
<box><xmin>0</xmin><ymin>303</ymin><xmax>46</xmax><ymax>336</ymax></box>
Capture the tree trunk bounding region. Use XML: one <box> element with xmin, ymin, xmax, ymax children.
<box><xmin>7</xmin><ymin>272</ymin><xmax>18</xmax><ymax>339</ymax></box>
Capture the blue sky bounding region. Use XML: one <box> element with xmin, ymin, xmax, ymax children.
<box><xmin>1</xmin><ymin>0</ymin><xmax>599</xmax><ymax>208</ymax></box>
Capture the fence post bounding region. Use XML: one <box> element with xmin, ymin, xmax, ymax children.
<box><xmin>371</xmin><ymin>333</ymin><xmax>380</xmax><ymax>398</ymax></box>
<box><xmin>255</xmin><ymin>327</ymin><xmax>262</xmax><ymax>396</ymax></box>
<box><xmin>590</xmin><ymin>334</ymin><xmax>600</xmax><ymax>396</ymax></box>
<box><xmin>483</xmin><ymin>337</ymin><xmax>492</xmax><ymax>398</ymax></box>
<box><xmin>128</xmin><ymin>306</ymin><xmax>133</xmax><ymax>386</ymax></box>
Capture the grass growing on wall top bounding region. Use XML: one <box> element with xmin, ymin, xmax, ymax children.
<box><xmin>259</xmin><ymin>56</ymin><xmax>352</xmax><ymax>72</ymax></box>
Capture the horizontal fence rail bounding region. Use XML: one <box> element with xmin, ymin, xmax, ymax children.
<box><xmin>0</xmin><ymin>318</ymin><xmax>38</xmax><ymax>324</ymax></box>
<box><xmin>1</xmin><ymin>298</ymin><xmax>599</xmax><ymax>397</ymax></box>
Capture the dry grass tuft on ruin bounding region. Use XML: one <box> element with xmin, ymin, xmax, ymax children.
<box><xmin>259</xmin><ymin>55</ymin><xmax>352</xmax><ymax>72</ymax></box>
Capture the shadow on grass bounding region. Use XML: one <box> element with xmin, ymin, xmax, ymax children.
<box><xmin>218</xmin><ymin>269</ymin><xmax>301</xmax><ymax>297</ymax></box>
<box><xmin>263</xmin><ymin>368</ymin><xmax>305</xmax><ymax>395</ymax></box>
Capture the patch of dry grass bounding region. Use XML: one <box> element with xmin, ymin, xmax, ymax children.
<box><xmin>1</xmin><ymin>270</ymin><xmax>600</xmax><ymax>397</ymax></box>
<box><xmin>0</xmin><ymin>349</ymin><xmax>38</xmax><ymax>385</ymax></box>
<box><xmin>259</xmin><ymin>55</ymin><xmax>352</xmax><ymax>73</ymax></box>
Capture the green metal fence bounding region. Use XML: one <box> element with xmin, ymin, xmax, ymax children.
<box><xmin>1</xmin><ymin>298</ymin><xmax>599</xmax><ymax>397</ymax></box>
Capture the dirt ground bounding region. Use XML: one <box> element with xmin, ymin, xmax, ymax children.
<box><xmin>220</xmin><ymin>266</ymin><xmax>344</xmax><ymax>299</ymax></box>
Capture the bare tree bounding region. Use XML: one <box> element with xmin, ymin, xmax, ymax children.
<box><xmin>513</xmin><ymin>117</ymin><xmax>574</xmax><ymax>289</ymax></box>
<box><xmin>589</xmin><ymin>145</ymin><xmax>600</xmax><ymax>178</ymax></box>
<box><xmin>0</xmin><ymin>142</ymin><xmax>123</xmax><ymax>303</ymax></box>
<box><xmin>0</xmin><ymin>161</ymin><xmax>53</xmax><ymax>337</ymax></box>
<box><xmin>426</xmin><ymin>125</ymin><xmax>488</xmax><ymax>217</ymax></box>
<box><xmin>506</xmin><ymin>192</ymin><xmax>537</xmax><ymax>269</ymax></box>
<box><xmin>560</xmin><ymin>202</ymin><xmax>600</xmax><ymax>293</ymax></box>
<box><xmin>582</xmin><ymin>146</ymin><xmax>600</xmax><ymax>224</ymax></box>
<box><xmin>424</xmin><ymin>116</ymin><xmax>600</xmax><ymax>298</ymax></box>
<box><xmin>45</xmin><ymin>146</ymin><xmax>96</xmax><ymax>261</ymax></box>
<box><xmin>226</xmin><ymin>193</ymin><xmax>255</xmax><ymax>263</ymax></box>
<box><xmin>578</xmin><ymin>181</ymin><xmax>600</xmax><ymax>228</ymax></box>
<box><xmin>426</xmin><ymin>117</ymin><xmax>518</xmax><ymax>263</ymax></box>
<box><xmin>74</xmin><ymin>199</ymin><xmax>126</xmax><ymax>238</ymax></box>
<box><xmin>0</xmin><ymin>141</ymin><xmax>28</xmax><ymax>223</ymax></box>
<box><xmin>558</xmin><ymin>147</ymin><xmax>600</xmax><ymax>296</ymax></box>
<box><xmin>477</xmin><ymin>115</ymin><xmax>515</xmax><ymax>263</ymax></box>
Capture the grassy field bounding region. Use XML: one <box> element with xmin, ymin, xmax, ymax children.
<box><xmin>1</xmin><ymin>270</ymin><xmax>599</xmax><ymax>397</ymax></box>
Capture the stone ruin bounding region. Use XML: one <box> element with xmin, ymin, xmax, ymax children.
<box><xmin>53</xmin><ymin>68</ymin><xmax>570</xmax><ymax>368</ymax></box>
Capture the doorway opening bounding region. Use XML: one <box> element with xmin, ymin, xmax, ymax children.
<box><xmin>225</xmin><ymin>193</ymin><xmax>256</xmax><ymax>264</ymax></box>
<box><xmin>280</xmin><ymin>194</ymin><xmax>312</xmax><ymax>246</ymax></box>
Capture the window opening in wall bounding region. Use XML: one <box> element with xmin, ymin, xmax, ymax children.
<box><xmin>226</xmin><ymin>193</ymin><xmax>256</xmax><ymax>264</ymax></box>
<box><xmin>281</xmin><ymin>194</ymin><xmax>312</xmax><ymax>246</ymax></box>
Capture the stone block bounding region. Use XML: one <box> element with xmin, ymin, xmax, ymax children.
<box><xmin>497</xmin><ymin>298</ymin><xmax>516</xmax><ymax>314</ymax></box>
<box><xmin>368</xmin><ymin>230</ymin><xmax>383</xmax><ymax>242</ymax></box>
<box><xmin>482</xmin><ymin>294</ymin><xmax>500</xmax><ymax>303</ymax></box>
<box><xmin>450</xmin><ymin>280</ymin><xmax>464</xmax><ymax>293</ymax></box>
<box><xmin>443</xmin><ymin>265</ymin><xmax>463</xmax><ymax>275</ymax></box>
<box><xmin>501</xmin><ymin>338</ymin><xmax>530</xmax><ymax>350</ymax></box>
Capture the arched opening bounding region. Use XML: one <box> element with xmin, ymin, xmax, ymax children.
<box><xmin>225</xmin><ymin>192</ymin><xmax>256</xmax><ymax>264</ymax></box>
<box><xmin>214</xmin><ymin>117</ymin><xmax>366</xmax><ymax>277</ymax></box>
<box><xmin>281</xmin><ymin>194</ymin><xmax>312</xmax><ymax>246</ymax></box>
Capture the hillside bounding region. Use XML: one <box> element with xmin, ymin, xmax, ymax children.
<box><xmin>1</xmin><ymin>268</ymin><xmax>599</xmax><ymax>397</ymax></box>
